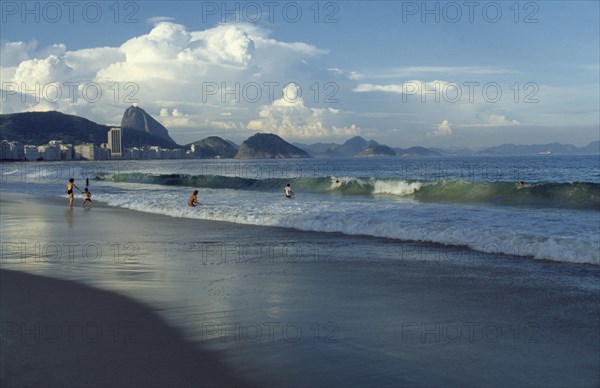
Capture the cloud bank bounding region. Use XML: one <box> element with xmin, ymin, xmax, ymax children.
<box><xmin>1</xmin><ymin>22</ymin><xmax>354</xmax><ymax>143</ymax></box>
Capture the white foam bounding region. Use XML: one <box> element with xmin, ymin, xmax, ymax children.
<box><xmin>372</xmin><ymin>179</ymin><xmax>423</xmax><ymax>196</ymax></box>
<box><xmin>91</xmin><ymin>186</ymin><xmax>599</xmax><ymax>266</ymax></box>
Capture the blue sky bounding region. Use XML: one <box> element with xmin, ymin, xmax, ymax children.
<box><xmin>1</xmin><ymin>1</ymin><xmax>598</xmax><ymax>147</ymax></box>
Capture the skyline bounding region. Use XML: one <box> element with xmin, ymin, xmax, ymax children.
<box><xmin>1</xmin><ymin>1</ymin><xmax>599</xmax><ymax>148</ymax></box>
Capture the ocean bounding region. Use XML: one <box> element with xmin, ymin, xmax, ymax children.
<box><xmin>2</xmin><ymin>155</ymin><xmax>598</xmax><ymax>265</ymax></box>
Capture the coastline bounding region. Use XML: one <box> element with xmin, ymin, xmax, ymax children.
<box><xmin>1</xmin><ymin>191</ymin><xmax>599</xmax><ymax>387</ymax></box>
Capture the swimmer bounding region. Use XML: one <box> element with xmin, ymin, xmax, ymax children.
<box><xmin>283</xmin><ymin>183</ymin><xmax>294</xmax><ymax>199</ymax></box>
<box><xmin>188</xmin><ymin>190</ymin><xmax>201</xmax><ymax>206</ymax></box>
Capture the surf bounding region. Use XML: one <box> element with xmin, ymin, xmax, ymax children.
<box><xmin>101</xmin><ymin>172</ymin><xmax>600</xmax><ymax>211</ymax></box>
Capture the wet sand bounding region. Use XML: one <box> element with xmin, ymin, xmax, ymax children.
<box><xmin>0</xmin><ymin>268</ymin><xmax>247</xmax><ymax>387</ymax></box>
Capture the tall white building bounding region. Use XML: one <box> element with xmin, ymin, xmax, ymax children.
<box><xmin>24</xmin><ymin>145</ymin><xmax>40</xmax><ymax>161</ymax></box>
<box><xmin>108</xmin><ymin>127</ymin><xmax>122</xmax><ymax>159</ymax></box>
<box><xmin>75</xmin><ymin>143</ymin><xmax>98</xmax><ymax>160</ymax></box>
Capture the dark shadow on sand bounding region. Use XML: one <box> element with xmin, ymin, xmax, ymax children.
<box><xmin>0</xmin><ymin>269</ymin><xmax>249</xmax><ymax>387</ymax></box>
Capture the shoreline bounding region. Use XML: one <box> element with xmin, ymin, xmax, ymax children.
<box><xmin>3</xmin><ymin>189</ymin><xmax>597</xmax><ymax>269</ymax></box>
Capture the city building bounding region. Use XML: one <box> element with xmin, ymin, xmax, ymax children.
<box><xmin>38</xmin><ymin>144</ymin><xmax>61</xmax><ymax>161</ymax></box>
<box><xmin>75</xmin><ymin>143</ymin><xmax>99</xmax><ymax>160</ymax></box>
<box><xmin>0</xmin><ymin>140</ymin><xmax>12</xmax><ymax>160</ymax></box>
<box><xmin>24</xmin><ymin>145</ymin><xmax>40</xmax><ymax>161</ymax></box>
<box><xmin>108</xmin><ymin>127</ymin><xmax>123</xmax><ymax>159</ymax></box>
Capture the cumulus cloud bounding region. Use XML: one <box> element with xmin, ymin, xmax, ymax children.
<box><xmin>486</xmin><ymin>114</ymin><xmax>520</xmax><ymax>126</ymax></box>
<box><xmin>158</xmin><ymin>107</ymin><xmax>196</xmax><ymax>127</ymax></box>
<box><xmin>2</xmin><ymin>21</ymin><xmax>350</xmax><ymax>142</ymax></box>
<box><xmin>246</xmin><ymin>83</ymin><xmax>360</xmax><ymax>139</ymax></box>
<box><xmin>13</xmin><ymin>55</ymin><xmax>74</xmax><ymax>87</ymax></box>
<box><xmin>1</xmin><ymin>40</ymin><xmax>38</xmax><ymax>66</ymax></box>
<box><xmin>432</xmin><ymin>120</ymin><xmax>453</xmax><ymax>136</ymax></box>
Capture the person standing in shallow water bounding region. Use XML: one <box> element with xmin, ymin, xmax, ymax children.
<box><xmin>65</xmin><ymin>178</ymin><xmax>82</xmax><ymax>207</ymax></box>
<box><xmin>188</xmin><ymin>190</ymin><xmax>200</xmax><ymax>207</ymax></box>
<box><xmin>82</xmin><ymin>188</ymin><xmax>94</xmax><ymax>207</ymax></box>
<box><xmin>283</xmin><ymin>183</ymin><xmax>294</xmax><ymax>199</ymax></box>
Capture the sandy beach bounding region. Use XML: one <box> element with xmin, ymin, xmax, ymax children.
<box><xmin>0</xmin><ymin>269</ymin><xmax>247</xmax><ymax>387</ymax></box>
<box><xmin>1</xmin><ymin>191</ymin><xmax>599</xmax><ymax>387</ymax></box>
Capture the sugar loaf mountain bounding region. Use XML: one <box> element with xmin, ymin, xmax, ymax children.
<box><xmin>1</xmin><ymin>106</ymin><xmax>598</xmax><ymax>161</ymax></box>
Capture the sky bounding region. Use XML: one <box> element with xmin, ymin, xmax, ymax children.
<box><xmin>1</xmin><ymin>0</ymin><xmax>599</xmax><ymax>148</ymax></box>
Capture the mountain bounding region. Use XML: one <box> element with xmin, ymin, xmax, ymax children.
<box><xmin>394</xmin><ymin>146</ymin><xmax>442</xmax><ymax>157</ymax></box>
<box><xmin>224</xmin><ymin>139</ymin><xmax>238</xmax><ymax>148</ymax></box>
<box><xmin>187</xmin><ymin>136</ymin><xmax>237</xmax><ymax>158</ymax></box>
<box><xmin>121</xmin><ymin>106</ymin><xmax>177</xmax><ymax>145</ymax></box>
<box><xmin>297</xmin><ymin>137</ymin><xmax>384</xmax><ymax>157</ymax></box>
<box><xmin>293</xmin><ymin>142</ymin><xmax>337</xmax><ymax>157</ymax></box>
<box><xmin>235</xmin><ymin>133</ymin><xmax>312</xmax><ymax>159</ymax></box>
<box><xmin>355</xmin><ymin>145</ymin><xmax>396</xmax><ymax>157</ymax></box>
<box><xmin>334</xmin><ymin>136</ymin><xmax>379</xmax><ymax>157</ymax></box>
<box><xmin>430</xmin><ymin>147</ymin><xmax>476</xmax><ymax>156</ymax></box>
<box><xmin>0</xmin><ymin>111</ymin><xmax>180</xmax><ymax>148</ymax></box>
<box><xmin>480</xmin><ymin>143</ymin><xmax>587</xmax><ymax>155</ymax></box>
<box><xmin>576</xmin><ymin>141</ymin><xmax>600</xmax><ymax>155</ymax></box>
<box><xmin>0</xmin><ymin>111</ymin><xmax>108</xmax><ymax>145</ymax></box>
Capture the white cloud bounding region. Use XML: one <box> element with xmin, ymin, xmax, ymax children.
<box><xmin>186</xmin><ymin>24</ymin><xmax>255</xmax><ymax>66</ymax></box>
<box><xmin>353</xmin><ymin>80</ymin><xmax>457</xmax><ymax>97</ymax></box>
<box><xmin>1</xmin><ymin>40</ymin><xmax>38</xmax><ymax>66</ymax></box>
<box><xmin>247</xmin><ymin>84</ymin><xmax>360</xmax><ymax>139</ymax></box>
<box><xmin>353</xmin><ymin>66</ymin><xmax>516</xmax><ymax>80</ymax></box>
<box><xmin>64</xmin><ymin>47</ymin><xmax>125</xmax><ymax>74</ymax></box>
<box><xmin>486</xmin><ymin>114</ymin><xmax>520</xmax><ymax>126</ymax></box>
<box><xmin>432</xmin><ymin>120</ymin><xmax>453</xmax><ymax>136</ymax></box>
<box><xmin>348</xmin><ymin>72</ymin><xmax>364</xmax><ymax>80</ymax></box>
<box><xmin>158</xmin><ymin>107</ymin><xmax>195</xmax><ymax>127</ymax></box>
<box><xmin>146</xmin><ymin>16</ymin><xmax>176</xmax><ymax>24</ymax></box>
<box><xmin>13</xmin><ymin>55</ymin><xmax>74</xmax><ymax>87</ymax></box>
<box><xmin>1</xmin><ymin>22</ymin><xmax>355</xmax><ymax>143</ymax></box>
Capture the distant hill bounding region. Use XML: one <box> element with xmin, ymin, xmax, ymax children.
<box><xmin>0</xmin><ymin>111</ymin><xmax>108</xmax><ymax>145</ymax></box>
<box><xmin>334</xmin><ymin>136</ymin><xmax>379</xmax><ymax>157</ymax></box>
<box><xmin>293</xmin><ymin>142</ymin><xmax>340</xmax><ymax>157</ymax></box>
<box><xmin>430</xmin><ymin>147</ymin><xmax>476</xmax><ymax>156</ymax></box>
<box><xmin>394</xmin><ymin>146</ymin><xmax>441</xmax><ymax>157</ymax></box>
<box><xmin>235</xmin><ymin>133</ymin><xmax>312</xmax><ymax>159</ymax></box>
<box><xmin>355</xmin><ymin>145</ymin><xmax>396</xmax><ymax>157</ymax></box>
<box><xmin>578</xmin><ymin>140</ymin><xmax>600</xmax><ymax>155</ymax></box>
<box><xmin>0</xmin><ymin>111</ymin><xmax>179</xmax><ymax>148</ymax></box>
<box><xmin>297</xmin><ymin>137</ymin><xmax>382</xmax><ymax>157</ymax></box>
<box><xmin>187</xmin><ymin>136</ymin><xmax>237</xmax><ymax>158</ymax></box>
<box><xmin>480</xmin><ymin>142</ymin><xmax>598</xmax><ymax>155</ymax></box>
<box><xmin>121</xmin><ymin>106</ymin><xmax>177</xmax><ymax>145</ymax></box>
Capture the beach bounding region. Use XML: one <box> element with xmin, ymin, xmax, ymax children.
<box><xmin>0</xmin><ymin>268</ymin><xmax>246</xmax><ymax>387</ymax></box>
<box><xmin>1</xmin><ymin>190</ymin><xmax>599</xmax><ymax>387</ymax></box>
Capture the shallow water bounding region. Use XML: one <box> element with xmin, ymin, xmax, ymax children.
<box><xmin>2</xmin><ymin>155</ymin><xmax>599</xmax><ymax>264</ymax></box>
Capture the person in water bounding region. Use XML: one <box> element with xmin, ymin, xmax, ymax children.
<box><xmin>188</xmin><ymin>190</ymin><xmax>200</xmax><ymax>206</ymax></box>
<box><xmin>82</xmin><ymin>187</ymin><xmax>94</xmax><ymax>207</ymax></box>
<box><xmin>283</xmin><ymin>183</ymin><xmax>294</xmax><ymax>198</ymax></box>
<box><xmin>65</xmin><ymin>178</ymin><xmax>82</xmax><ymax>207</ymax></box>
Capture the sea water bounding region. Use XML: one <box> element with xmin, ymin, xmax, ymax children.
<box><xmin>2</xmin><ymin>155</ymin><xmax>598</xmax><ymax>265</ymax></box>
